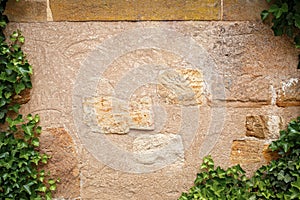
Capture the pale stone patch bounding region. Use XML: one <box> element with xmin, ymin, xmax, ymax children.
<box><xmin>129</xmin><ymin>96</ymin><xmax>154</xmax><ymax>130</ymax></box>
<box><xmin>83</xmin><ymin>96</ymin><xmax>131</xmax><ymax>134</ymax></box>
<box><xmin>157</xmin><ymin>68</ymin><xmax>205</xmax><ymax>106</ymax></box>
<box><xmin>82</xmin><ymin>95</ymin><xmax>154</xmax><ymax>134</ymax></box>
<box><xmin>266</xmin><ymin>116</ymin><xmax>283</xmax><ymax>139</ymax></box>
<box><xmin>277</xmin><ymin>78</ymin><xmax>300</xmax><ymax>106</ymax></box>
<box><xmin>132</xmin><ymin>134</ymin><xmax>184</xmax><ymax>166</ymax></box>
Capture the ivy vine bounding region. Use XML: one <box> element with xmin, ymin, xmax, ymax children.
<box><xmin>179</xmin><ymin>117</ymin><xmax>300</xmax><ymax>199</ymax></box>
<box><xmin>0</xmin><ymin>0</ymin><xmax>57</xmax><ymax>199</ymax></box>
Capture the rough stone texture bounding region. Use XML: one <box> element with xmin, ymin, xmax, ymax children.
<box><xmin>5</xmin><ymin>0</ymin><xmax>47</xmax><ymax>22</ymax></box>
<box><xmin>132</xmin><ymin>134</ymin><xmax>184</xmax><ymax>166</ymax></box>
<box><xmin>224</xmin><ymin>75</ymin><xmax>271</xmax><ymax>107</ymax></box>
<box><xmin>50</xmin><ymin>0</ymin><xmax>221</xmax><ymax>21</ymax></box>
<box><xmin>231</xmin><ymin>140</ymin><xmax>263</xmax><ymax>164</ymax></box>
<box><xmin>246</xmin><ymin>115</ymin><xmax>283</xmax><ymax>139</ymax></box>
<box><xmin>157</xmin><ymin>69</ymin><xmax>206</xmax><ymax>106</ymax></box>
<box><xmin>277</xmin><ymin>78</ymin><xmax>300</xmax><ymax>107</ymax></box>
<box><xmin>83</xmin><ymin>95</ymin><xmax>154</xmax><ymax>134</ymax></box>
<box><xmin>7</xmin><ymin>21</ymin><xmax>299</xmax><ymax>199</ymax></box>
<box><xmin>39</xmin><ymin>128</ymin><xmax>80</xmax><ymax>199</ymax></box>
<box><xmin>83</xmin><ymin>96</ymin><xmax>131</xmax><ymax>134</ymax></box>
<box><xmin>129</xmin><ymin>95</ymin><xmax>154</xmax><ymax>130</ymax></box>
<box><xmin>223</xmin><ymin>0</ymin><xmax>269</xmax><ymax>21</ymax></box>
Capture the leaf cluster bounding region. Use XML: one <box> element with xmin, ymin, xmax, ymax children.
<box><xmin>0</xmin><ymin>0</ymin><xmax>57</xmax><ymax>199</ymax></box>
<box><xmin>261</xmin><ymin>0</ymin><xmax>300</xmax><ymax>68</ymax></box>
<box><xmin>0</xmin><ymin>114</ymin><xmax>57</xmax><ymax>200</ymax></box>
<box><xmin>179</xmin><ymin>117</ymin><xmax>300</xmax><ymax>200</ymax></box>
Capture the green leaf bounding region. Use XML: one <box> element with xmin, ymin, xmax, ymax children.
<box><xmin>294</xmin><ymin>14</ymin><xmax>300</xmax><ymax>29</ymax></box>
<box><xmin>294</xmin><ymin>35</ymin><xmax>300</xmax><ymax>48</ymax></box>
<box><xmin>45</xmin><ymin>191</ymin><xmax>52</xmax><ymax>200</ymax></box>
<box><xmin>261</xmin><ymin>10</ymin><xmax>269</xmax><ymax>21</ymax></box>
<box><xmin>275</xmin><ymin>9</ymin><xmax>283</xmax><ymax>19</ymax></box>
<box><xmin>37</xmin><ymin>185</ymin><xmax>47</xmax><ymax>192</ymax></box>
<box><xmin>32</xmin><ymin>138</ymin><xmax>39</xmax><ymax>147</ymax></box>
<box><xmin>49</xmin><ymin>183</ymin><xmax>56</xmax><ymax>191</ymax></box>
<box><xmin>14</xmin><ymin>81</ymin><xmax>25</xmax><ymax>94</ymax></box>
<box><xmin>284</xmin><ymin>174</ymin><xmax>292</xmax><ymax>183</ymax></box>
<box><xmin>268</xmin><ymin>4</ymin><xmax>279</xmax><ymax>13</ymax></box>
<box><xmin>48</xmin><ymin>179</ymin><xmax>55</xmax><ymax>185</ymax></box>
<box><xmin>8</xmin><ymin>104</ymin><xmax>20</xmax><ymax>113</ymax></box>
<box><xmin>281</xmin><ymin>3</ymin><xmax>288</xmax><ymax>13</ymax></box>
<box><xmin>22</xmin><ymin>123</ymin><xmax>35</xmax><ymax>136</ymax></box>
<box><xmin>18</xmin><ymin>36</ymin><xmax>25</xmax><ymax>43</ymax></box>
<box><xmin>23</xmin><ymin>184</ymin><xmax>32</xmax><ymax>195</ymax></box>
<box><xmin>291</xmin><ymin>178</ymin><xmax>300</xmax><ymax>190</ymax></box>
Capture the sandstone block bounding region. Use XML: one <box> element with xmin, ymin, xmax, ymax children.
<box><xmin>230</xmin><ymin>140</ymin><xmax>263</xmax><ymax>164</ymax></box>
<box><xmin>132</xmin><ymin>134</ymin><xmax>184</xmax><ymax>166</ymax></box>
<box><xmin>277</xmin><ymin>78</ymin><xmax>300</xmax><ymax>107</ymax></box>
<box><xmin>223</xmin><ymin>0</ymin><xmax>269</xmax><ymax>21</ymax></box>
<box><xmin>50</xmin><ymin>0</ymin><xmax>221</xmax><ymax>21</ymax></box>
<box><xmin>129</xmin><ymin>96</ymin><xmax>154</xmax><ymax>130</ymax></box>
<box><xmin>5</xmin><ymin>0</ymin><xmax>47</xmax><ymax>22</ymax></box>
<box><xmin>157</xmin><ymin>69</ymin><xmax>206</xmax><ymax>106</ymax></box>
<box><xmin>83</xmin><ymin>95</ymin><xmax>154</xmax><ymax>134</ymax></box>
<box><xmin>245</xmin><ymin>115</ymin><xmax>282</xmax><ymax>139</ymax></box>
<box><xmin>83</xmin><ymin>96</ymin><xmax>131</xmax><ymax>134</ymax></box>
<box><xmin>40</xmin><ymin>128</ymin><xmax>80</xmax><ymax>199</ymax></box>
<box><xmin>224</xmin><ymin>75</ymin><xmax>271</xmax><ymax>106</ymax></box>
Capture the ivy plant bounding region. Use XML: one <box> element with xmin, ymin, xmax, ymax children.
<box><xmin>261</xmin><ymin>0</ymin><xmax>300</xmax><ymax>68</ymax></box>
<box><xmin>0</xmin><ymin>0</ymin><xmax>57</xmax><ymax>199</ymax></box>
<box><xmin>0</xmin><ymin>114</ymin><xmax>56</xmax><ymax>199</ymax></box>
<box><xmin>179</xmin><ymin>117</ymin><xmax>300</xmax><ymax>199</ymax></box>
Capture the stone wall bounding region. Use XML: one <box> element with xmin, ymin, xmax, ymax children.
<box><xmin>5</xmin><ymin>0</ymin><xmax>300</xmax><ymax>199</ymax></box>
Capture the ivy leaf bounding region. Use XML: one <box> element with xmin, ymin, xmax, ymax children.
<box><xmin>284</xmin><ymin>174</ymin><xmax>292</xmax><ymax>183</ymax></box>
<box><xmin>295</xmin><ymin>35</ymin><xmax>300</xmax><ymax>48</ymax></box>
<box><xmin>49</xmin><ymin>183</ymin><xmax>56</xmax><ymax>191</ymax></box>
<box><xmin>294</xmin><ymin>14</ymin><xmax>300</xmax><ymax>28</ymax></box>
<box><xmin>32</xmin><ymin>138</ymin><xmax>39</xmax><ymax>147</ymax></box>
<box><xmin>275</xmin><ymin>9</ymin><xmax>283</xmax><ymax>19</ymax></box>
<box><xmin>291</xmin><ymin>178</ymin><xmax>300</xmax><ymax>190</ymax></box>
<box><xmin>261</xmin><ymin>10</ymin><xmax>269</xmax><ymax>21</ymax></box>
<box><xmin>8</xmin><ymin>104</ymin><xmax>20</xmax><ymax>113</ymax></box>
<box><xmin>268</xmin><ymin>4</ymin><xmax>279</xmax><ymax>13</ymax></box>
<box><xmin>281</xmin><ymin>3</ymin><xmax>288</xmax><ymax>13</ymax></box>
<box><xmin>14</xmin><ymin>81</ymin><xmax>25</xmax><ymax>94</ymax></box>
<box><xmin>23</xmin><ymin>183</ymin><xmax>33</xmax><ymax>195</ymax></box>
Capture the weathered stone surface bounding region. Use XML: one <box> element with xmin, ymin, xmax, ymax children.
<box><xmin>223</xmin><ymin>0</ymin><xmax>269</xmax><ymax>21</ymax></box>
<box><xmin>83</xmin><ymin>95</ymin><xmax>154</xmax><ymax>134</ymax></box>
<box><xmin>39</xmin><ymin>128</ymin><xmax>80</xmax><ymax>199</ymax></box>
<box><xmin>277</xmin><ymin>78</ymin><xmax>300</xmax><ymax>107</ymax></box>
<box><xmin>83</xmin><ymin>96</ymin><xmax>130</xmax><ymax>134</ymax></box>
<box><xmin>129</xmin><ymin>95</ymin><xmax>154</xmax><ymax>130</ymax></box>
<box><xmin>132</xmin><ymin>134</ymin><xmax>184</xmax><ymax>166</ymax></box>
<box><xmin>8</xmin><ymin>21</ymin><xmax>300</xmax><ymax>199</ymax></box>
<box><xmin>5</xmin><ymin>0</ymin><xmax>47</xmax><ymax>22</ymax></box>
<box><xmin>80</xmin><ymin>149</ymin><xmax>189</xmax><ymax>200</ymax></box>
<box><xmin>50</xmin><ymin>0</ymin><xmax>221</xmax><ymax>21</ymax></box>
<box><xmin>231</xmin><ymin>140</ymin><xmax>263</xmax><ymax>164</ymax></box>
<box><xmin>224</xmin><ymin>75</ymin><xmax>271</xmax><ymax>106</ymax></box>
<box><xmin>157</xmin><ymin>69</ymin><xmax>206</xmax><ymax>106</ymax></box>
<box><xmin>246</xmin><ymin>115</ymin><xmax>282</xmax><ymax>139</ymax></box>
